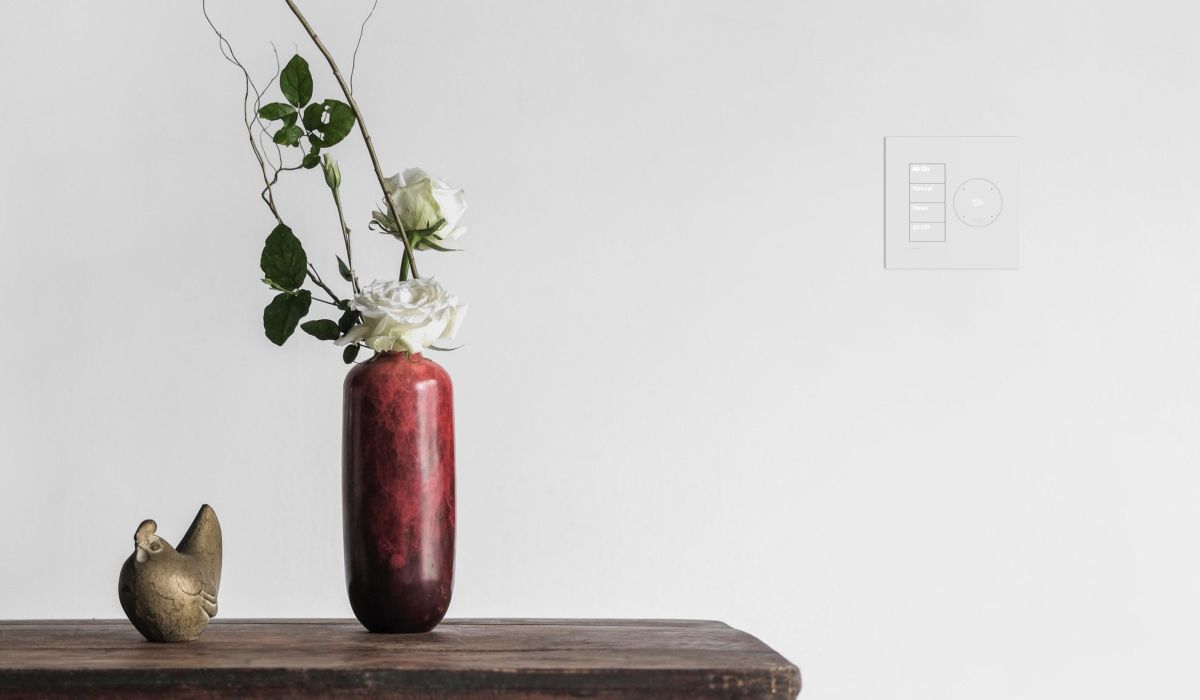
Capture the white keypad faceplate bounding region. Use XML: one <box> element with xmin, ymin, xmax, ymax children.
<box><xmin>885</xmin><ymin>137</ymin><xmax>1018</xmax><ymax>269</ymax></box>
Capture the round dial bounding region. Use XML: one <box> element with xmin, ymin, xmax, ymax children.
<box><xmin>953</xmin><ymin>178</ymin><xmax>1003</xmax><ymax>227</ymax></box>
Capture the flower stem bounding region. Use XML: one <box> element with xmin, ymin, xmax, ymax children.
<box><xmin>283</xmin><ymin>0</ymin><xmax>420</xmax><ymax>279</ymax></box>
<box><xmin>399</xmin><ymin>253</ymin><xmax>410</xmax><ymax>282</ymax></box>
<box><xmin>330</xmin><ymin>187</ymin><xmax>360</xmax><ymax>294</ymax></box>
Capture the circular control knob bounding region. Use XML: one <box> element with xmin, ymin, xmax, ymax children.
<box><xmin>953</xmin><ymin>178</ymin><xmax>1002</xmax><ymax>227</ymax></box>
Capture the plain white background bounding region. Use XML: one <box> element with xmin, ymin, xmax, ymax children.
<box><xmin>2</xmin><ymin>1</ymin><xmax>1199</xmax><ymax>697</ymax></box>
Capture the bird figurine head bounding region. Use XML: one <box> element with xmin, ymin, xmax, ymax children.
<box><xmin>132</xmin><ymin>520</ymin><xmax>177</xmax><ymax>563</ymax></box>
<box><xmin>118</xmin><ymin>505</ymin><xmax>222</xmax><ymax>642</ymax></box>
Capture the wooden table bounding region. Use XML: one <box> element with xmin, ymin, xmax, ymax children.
<box><xmin>0</xmin><ymin>619</ymin><xmax>800</xmax><ymax>698</ymax></box>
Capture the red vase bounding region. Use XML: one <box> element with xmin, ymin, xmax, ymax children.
<box><xmin>342</xmin><ymin>352</ymin><xmax>455</xmax><ymax>633</ymax></box>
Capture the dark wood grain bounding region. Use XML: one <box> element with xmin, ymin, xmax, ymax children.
<box><xmin>0</xmin><ymin>619</ymin><xmax>800</xmax><ymax>699</ymax></box>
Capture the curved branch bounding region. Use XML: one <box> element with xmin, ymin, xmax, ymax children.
<box><xmin>283</xmin><ymin>0</ymin><xmax>420</xmax><ymax>279</ymax></box>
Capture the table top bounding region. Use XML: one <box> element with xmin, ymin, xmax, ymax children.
<box><xmin>0</xmin><ymin>619</ymin><xmax>800</xmax><ymax>699</ymax></box>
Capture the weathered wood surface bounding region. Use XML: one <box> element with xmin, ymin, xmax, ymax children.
<box><xmin>0</xmin><ymin>619</ymin><xmax>800</xmax><ymax>699</ymax></box>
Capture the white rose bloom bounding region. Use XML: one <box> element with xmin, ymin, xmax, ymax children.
<box><xmin>336</xmin><ymin>278</ymin><xmax>467</xmax><ymax>354</ymax></box>
<box><xmin>372</xmin><ymin>168</ymin><xmax>468</xmax><ymax>250</ymax></box>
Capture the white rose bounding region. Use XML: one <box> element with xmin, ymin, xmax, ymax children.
<box><xmin>336</xmin><ymin>278</ymin><xmax>467</xmax><ymax>354</ymax></box>
<box><xmin>372</xmin><ymin>168</ymin><xmax>467</xmax><ymax>250</ymax></box>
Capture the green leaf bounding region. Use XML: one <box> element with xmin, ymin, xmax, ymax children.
<box><xmin>338</xmin><ymin>307</ymin><xmax>360</xmax><ymax>333</ymax></box>
<box><xmin>279</xmin><ymin>54</ymin><xmax>313</xmax><ymax>107</ymax></box>
<box><xmin>301</xmin><ymin>152</ymin><xmax>321</xmax><ymax>169</ymax></box>
<box><xmin>272</xmin><ymin>124</ymin><xmax>304</xmax><ymax>147</ymax></box>
<box><xmin>258</xmin><ymin>102</ymin><xmax>296</xmax><ymax>120</ymax></box>
<box><xmin>263</xmin><ymin>290</ymin><xmax>312</xmax><ymax>346</ymax></box>
<box><xmin>336</xmin><ymin>256</ymin><xmax>353</xmax><ymax>282</ymax></box>
<box><xmin>343</xmin><ymin>344</ymin><xmax>361</xmax><ymax>364</ymax></box>
<box><xmin>260</xmin><ymin>224</ymin><xmax>307</xmax><ymax>290</ymax></box>
<box><xmin>304</xmin><ymin>100</ymin><xmax>356</xmax><ymax>147</ymax></box>
<box><xmin>300</xmin><ymin>319</ymin><xmax>340</xmax><ymax>341</ymax></box>
<box><xmin>409</xmin><ymin>219</ymin><xmax>447</xmax><ymax>238</ymax></box>
<box><xmin>420</xmin><ymin>238</ymin><xmax>461</xmax><ymax>253</ymax></box>
<box><xmin>408</xmin><ymin>219</ymin><xmax>461</xmax><ymax>251</ymax></box>
<box><xmin>301</xmin><ymin>103</ymin><xmax>324</xmax><ymax>131</ymax></box>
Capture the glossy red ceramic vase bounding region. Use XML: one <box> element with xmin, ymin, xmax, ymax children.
<box><xmin>342</xmin><ymin>352</ymin><xmax>455</xmax><ymax>633</ymax></box>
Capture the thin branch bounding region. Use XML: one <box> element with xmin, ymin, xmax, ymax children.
<box><xmin>307</xmin><ymin>265</ymin><xmax>342</xmax><ymax>305</ymax></box>
<box><xmin>283</xmin><ymin>0</ymin><xmax>420</xmax><ymax>279</ymax></box>
<box><xmin>262</xmin><ymin>164</ymin><xmax>304</xmax><ymax>207</ymax></box>
<box><xmin>258</xmin><ymin>43</ymin><xmax>286</xmax><ymax>173</ymax></box>
<box><xmin>203</xmin><ymin>0</ymin><xmax>284</xmax><ymax>224</ymax></box>
<box><xmin>349</xmin><ymin>0</ymin><xmax>379</xmax><ymax>95</ymax></box>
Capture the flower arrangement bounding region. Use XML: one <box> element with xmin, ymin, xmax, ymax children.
<box><xmin>205</xmin><ymin>0</ymin><xmax>467</xmax><ymax>362</ymax></box>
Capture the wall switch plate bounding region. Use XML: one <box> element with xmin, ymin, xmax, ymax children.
<box><xmin>884</xmin><ymin>136</ymin><xmax>1018</xmax><ymax>269</ymax></box>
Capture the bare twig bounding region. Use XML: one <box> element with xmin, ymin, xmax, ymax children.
<box><xmin>307</xmin><ymin>265</ymin><xmax>342</xmax><ymax>305</ymax></box>
<box><xmin>283</xmin><ymin>0</ymin><xmax>420</xmax><ymax>279</ymax></box>
<box><xmin>258</xmin><ymin>43</ymin><xmax>286</xmax><ymax>173</ymax></box>
<box><xmin>349</xmin><ymin>0</ymin><xmax>379</xmax><ymax>94</ymax></box>
<box><xmin>265</xmin><ymin>164</ymin><xmax>304</xmax><ymax>194</ymax></box>
<box><xmin>202</xmin><ymin>0</ymin><xmax>284</xmax><ymax>224</ymax></box>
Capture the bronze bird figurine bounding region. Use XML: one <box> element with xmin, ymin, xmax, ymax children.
<box><xmin>118</xmin><ymin>504</ymin><xmax>222</xmax><ymax>642</ymax></box>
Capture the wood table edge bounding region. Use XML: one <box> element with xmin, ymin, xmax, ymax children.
<box><xmin>0</xmin><ymin>619</ymin><xmax>801</xmax><ymax>698</ymax></box>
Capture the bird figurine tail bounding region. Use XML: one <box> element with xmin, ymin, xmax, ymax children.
<box><xmin>178</xmin><ymin>504</ymin><xmax>223</xmax><ymax>600</ymax></box>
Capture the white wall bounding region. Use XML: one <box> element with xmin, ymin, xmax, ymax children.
<box><xmin>2</xmin><ymin>1</ymin><xmax>1199</xmax><ymax>697</ymax></box>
